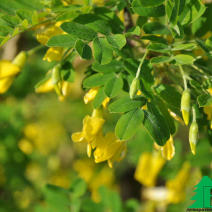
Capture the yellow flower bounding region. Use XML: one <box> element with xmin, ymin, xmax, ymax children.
<box><xmin>93</xmin><ymin>0</ymin><xmax>105</xmax><ymax>6</ymax></box>
<box><xmin>203</xmin><ymin>105</ymin><xmax>212</xmax><ymax>129</ymax></box>
<box><xmin>73</xmin><ymin>159</ymin><xmax>115</xmax><ymax>202</ymax></box>
<box><xmin>43</xmin><ymin>47</ymin><xmax>63</xmax><ymax>62</ymax></box>
<box><xmin>35</xmin><ymin>77</ymin><xmax>54</xmax><ymax>93</ymax></box>
<box><xmin>0</xmin><ymin>77</ymin><xmax>15</xmax><ymax>94</ymax></box>
<box><xmin>102</xmin><ymin>97</ymin><xmax>110</xmax><ymax>108</ymax></box>
<box><xmin>72</xmin><ymin>109</ymin><xmax>105</xmax><ymax>144</ymax></box>
<box><xmin>48</xmin><ymin>170</ymin><xmax>70</xmax><ymax>188</ymax></box>
<box><xmin>118</xmin><ymin>10</ymin><xmax>125</xmax><ymax>24</ymax></box>
<box><xmin>0</xmin><ymin>60</ymin><xmax>20</xmax><ymax>78</ymax></box>
<box><xmin>13</xmin><ymin>187</ymin><xmax>34</xmax><ymax>209</ymax></box>
<box><xmin>0</xmin><ymin>51</ymin><xmax>26</xmax><ymax>94</ymax></box>
<box><xmin>166</xmin><ymin>162</ymin><xmax>190</xmax><ymax>204</ymax></box>
<box><xmin>204</xmin><ymin>105</ymin><xmax>212</xmax><ymax>120</ymax></box>
<box><xmin>73</xmin><ymin>159</ymin><xmax>95</xmax><ymax>183</ymax></box>
<box><xmin>154</xmin><ymin>135</ymin><xmax>175</xmax><ymax>160</ymax></box>
<box><xmin>36</xmin><ymin>25</ymin><xmax>64</xmax><ymax>45</ymax></box>
<box><xmin>168</xmin><ymin>109</ymin><xmax>184</xmax><ymax>125</ymax></box>
<box><xmin>134</xmin><ymin>152</ymin><xmax>166</xmax><ymax>187</ymax></box>
<box><xmin>93</xmin><ymin>132</ymin><xmax>126</xmax><ymax>168</ymax></box>
<box><xmin>58</xmin><ymin>81</ymin><xmax>72</xmax><ymax>101</ymax></box>
<box><xmin>207</xmin><ymin>88</ymin><xmax>212</xmax><ymax>95</ymax></box>
<box><xmin>18</xmin><ymin>139</ymin><xmax>33</xmax><ymax>155</ymax></box>
<box><xmin>84</xmin><ymin>87</ymin><xmax>110</xmax><ymax>108</ymax></box>
<box><xmin>84</xmin><ymin>88</ymin><xmax>99</xmax><ymax>104</ymax></box>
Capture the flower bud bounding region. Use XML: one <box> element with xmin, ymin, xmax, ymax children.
<box><xmin>129</xmin><ymin>77</ymin><xmax>139</xmax><ymax>99</ymax></box>
<box><xmin>52</xmin><ymin>65</ymin><xmax>62</xmax><ymax>96</ymax></box>
<box><xmin>181</xmin><ymin>89</ymin><xmax>190</xmax><ymax>125</ymax></box>
<box><xmin>189</xmin><ymin>122</ymin><xmax>198</xmax><ymax>155</ymax></box>
<box><xmin>12</xmin><ymin>51</ymin><xmax>27</xmax><ymax>69</ymax></box>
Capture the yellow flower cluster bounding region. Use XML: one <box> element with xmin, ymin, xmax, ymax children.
<box><xmin>72</xmin><ymin>109</ymin><xmax>126</xmax><ymax>167</ymax></box>
<box><xmin>36</xmin><ymin>22</ymin><xmax>64</xmax><ymax>62</ymax></box>
<box><xmin>134</xmin><ymin>151</ymin><xmax>166</xmax><ymax>187</ymax></box>
<box><xmin>35</xmin><ymin>73</ymin><xmax>72</xmax><ymax>101</ymax></box>
<box><xmin>141</xmin><ymin>161</ymin><xmax>192</xmax><ymax>209</ymax></box>
<box><xmin>73</xmin><ymin>159</ymin><xmax>116</xmax><ymax>202</ymax></box>
<box><xmin>19</xmin><ymin>121</ymin><xmax>65</xmax><ymax>155</ymax></box>
<box><xmin>0</xmin><ymin>51</ymin><xmax>26</xmax><ymax>94</ymax></box>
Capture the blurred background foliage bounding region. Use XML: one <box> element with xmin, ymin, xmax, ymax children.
<box><xmin>0</xmin><ymin>0</ymin><xmax>212</xmax><ymax>212</ymax></box>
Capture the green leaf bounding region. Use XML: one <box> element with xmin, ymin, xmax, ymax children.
<box><xmin>115</xmin><ymin>109</ymin><xmax>144</xmax><ymax>140</ymax></box>
<box><xmin>93</xmin><ymin>37</ymin><xmax>113</xmax><ymax>65</ymax></box>
<box><xmin>173</xmin><ymin>54</ymin><xmax>195</xmax><ymax>65</ymax></box>
<box><xmin>106</xmin><ymin>34</ymin><xmax>126</xmax><ymax>50</ymax></box>
<box><xmin>166</xmin><ymin>0</ymin><xmax>181</xmax><ymax>25</ymax></box>
<box><xmin>73</xmin><ymin>14</ymin><xmax>111</xmax><ymax>35</ymax></box>
<box><xmin>197</xmin><ymin>94</ymin><xmax>212</xmax><ymax>107</ymax></box>
<box><xmin>140</xmin><ymin>60</ymin><xmax>154</xmax><ymax>98</ymax></box>
<box><xmin>69</xmin><ymin>178</ymin><xmax>87</xmax><ymax>198</ymax></box>
<box><xmin>81</xmin><ymin>198</ymin><xmax>103</xmax><ymax>212</ymax></box>
<box><xmin>132</xmin><ymin>0</ymin><xmax>165</xmax><ymax>17</ymax></box>
<box><xmin>108</xmin><ymin>96</ymin><xmax>145</xmax><ymax>113</ymax></box>
<box><xmin>172</xmin><ymin>43</ymin><xmax>196</xmax><ymax>51</ymax></box>
<box><xmin>92</xmin><ymin>61</ymin><xmax>123</xmax><ymax>73</ymax></box>
<box><xmin>152</xmin><ymin>97</ymin><xmax>176</xmax><ymax>135</ymax></box>
<box><xmin>138</xmin><ymin>0</ymin><xmax>165</xmax><ymax>7</ymax></box>
<box><xmin>147</xmin><ymin>43</ymin><xmax>170</xmax><ymax>53</ymax></box>
<box><xmin>61</xmin><ymin>62</ymin><xmax>75</xmax><ymax>82</ymax></box>
<box><xmin>93</xmin><ymin>87</ymin><xmax>107</xmax><ymax>109</ymax></box>
<box><xmin>151</xmin><ymin>56</ymin><xmax>172</xmax><ymax>64</ymax></box>
<box><xmin>143</xmin><ymin>102</ymin><xmax>170</xmax><ymax>146</ymax></box>
<box><xmin>61</xmin><ymin>22</ymin><xmax>97</xmax><ymax>41</ymax></box>
<box><xmin>47</xmin><ymin>34</ymin><xmax>77</xmax><ymax>47</ymax></box>
<box><xmin>126</xmin><ymin>26</ymin><xmax>141</xmax><ymax>36</ymax></box>
<box><xmin>99</xmin><ymin>186</ymin><xmax>122</xmax><ymax>212</ymax></box>
<box><xmin>83</xmin><ymin>73</ymin><xmax>114</xmax><ymax>88</ymax></box>
<box><xmin>75</xmin><ymin>40</ymin><xmax>92</xmax><ymax>60</ymax></box>
<box><xmin>155</xmin><ymin>84</ymin><xmax>181</xmax><ymax>116</ymax></box>
<box><xmin>205</xmin><ymin>36</ymin><xmax>212</xmax><ymax>49</ymax></box>
<box><xmin>141</xmin><ymin>35</ymin><xmax>167</xmax><ymax>44</ymax></box>
<box><xmin>44</xmin><ymin>184</ymin><xmax>70</xmax><ymax>212</ymax></box>
<box><xmin>143</xmin><ymin>22</ymin><xmax>170</xmax><ymax>35</ymax></box>
<box><xmin>179</xmin><ymin>0</ymin><xmax>206</xmax><ymax>25</ymax></box>
<box><xmin>104</xmin><ymin>76</ymin><xmax>123</xmax><ymax>98</ymax></box>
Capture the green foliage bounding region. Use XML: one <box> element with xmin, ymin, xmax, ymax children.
<box><xmin>0</xmin><ymin>0</ymin><xmax>212</xmax><ymax>211</ymax></box>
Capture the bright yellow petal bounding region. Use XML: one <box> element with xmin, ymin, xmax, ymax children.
<box><xmin>71</xmin><ymin>132</ymin><xmax>85</xmax><ymax>143</ymax></box>
<box><xmin>134</xmin><ymin>152</ymin><xmax>165</xmax><ymax>187</ymax></box>
<box><xmin>36</xmin><ymin>26</ymin><xmax>64</xmax><ymax>45</ymax></box>
<box><xmin>84</xmin><ymin>88</ymin><xmax>98</xmax><ymax>104</ymax></box>
<box><xmin>83</xmin><ymin>116</ymin><xmax>105</xmax><ymax>140</ymax></box>
<box><xmin>166</xmin><ymin>162</ymin><xmax>190</xmax><ymax>204</ymax></box>
<box><xmin>102</xmin><ymin>97</ymin><xmax>110</xmax><ymax>108</ymax></box>
<box><xmin>161</xmin><ymin>135</ymin><xmax>175</xmax><ymax>160</ymax></box>
<box><xmin>0</xmin><ymin>77</ymin><xmax>14</xmax><ymax>94</ymax></box>
<box><xmin>35</xmin><ymin>78</ymin><xmax>54</xmax><ymax>93</ymax></box>
<box><xmin>0</xmin><ymin>60</ymin><xmax>20</xmax><ymax>79</ymax></box>
<box><xmin>43</xmin><ymin>47</ymin><xmax>63</xmax><ymax>62</ymax></box>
